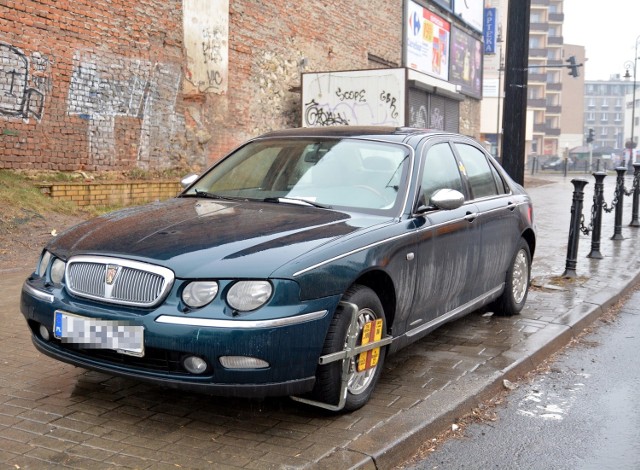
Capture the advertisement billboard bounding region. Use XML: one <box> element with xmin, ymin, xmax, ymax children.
<box><xmin>406</xmin><ymin>1</ymin><xmax>450</xmax><ymax>81</ymax></box>
<box><xmin>454</xmin><ymin>0</ymin><xmax>484</xmax><ymax>32</ymax></box>
<box><xmin>449</xmin><ymin>27</ymin><xmax>483</xmax><ymax>99</ymax></box>
<box><xmin>301</xmin><ymin>69</ymin><xmax>406</xmax><ymax>127</ymax></box>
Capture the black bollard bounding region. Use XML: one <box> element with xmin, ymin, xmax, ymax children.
<box><xmin>611</xmin><ymin>167</ymin><xmax>627</xmax><ymax>240</ymax></box>
<box><xmin>530</xmin><ymin>156</ymin><xmax>536</xmax><ymax>176</ymax></box>
<box><xmin>596</xmin><ymin>159</ymin><xmax>601</xmax><ymax>172</ymax></box>
<box><xmin>629</xmin><ymin>163</ymin><xmax>640</xmax><ymax>227</ymax></box>
<box><xmin>563</xmin><ymin>178</ymin><xmax>589</xmax><ymax>278</ymax></box>
<box><xmin>587</xmin><ymin>172</ymin><xmax>607</xmax><ymax>259</ymax></box>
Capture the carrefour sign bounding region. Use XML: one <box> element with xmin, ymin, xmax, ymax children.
<box><xmin>406</xmin><ymin>0</ymin><xmax>450</xmax><ymax>81</ymax></box>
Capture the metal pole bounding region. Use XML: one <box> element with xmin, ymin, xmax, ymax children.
<box><xmin>500</xmin><ymin>0</ymin><xmax>531</xmax><ymax>185</ymax></box>
<box><xmin>612</xmin><ymin>167</ymin><xmax>627</xmax><ymax>240</ymax></box>
<box><xmin>588</xmin><ymin>172</ymin><xmax>607</xmax><ymax>259</ymax></box>
<box><xmin>563</xmin><ymin>179</ymin><xmax>589</xmax><ymax>278</ymax></box>
<box><xmin>633</xmin><ymin>39</ymin><xmax>638</xmax><ymax>155</ymax></box>
<box><xmin>496</xmin><ymin>36</ymin><xmax>503</xmax><ymax>161</ymax></box>
<box><xmin>630</xmin><ymin>162</ymin><xmax>640</xmax><ymax>227</ymax></box>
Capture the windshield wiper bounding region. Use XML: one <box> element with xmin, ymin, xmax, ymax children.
<box><xmin>263</xmin><ymin>197</ymin><xmax>330</xmax><ymax>209</ymax></box>
<box><xmin>191</xmin><ymin>189</ymin><xmax>244</xmax><ymax>201</ymax></box>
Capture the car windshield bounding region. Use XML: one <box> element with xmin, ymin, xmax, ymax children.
<box><xmin>182</xmin><ymin>137</ymin><xmax>411</xmax><ymax>214</ymax></box>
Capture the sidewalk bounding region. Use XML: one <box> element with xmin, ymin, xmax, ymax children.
<box><xmin>1</xmin><ymin>173</ymin><xmax>640</xmax><ymax>469</ymax></box>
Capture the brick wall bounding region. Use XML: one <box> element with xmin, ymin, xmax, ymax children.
<box><xmin>0</xmin><ymin>0</ymin><xmax>191</xmax><ymax>172</ymax></box>
<box><xmin>1</xmin><ymin>1</ymin><xmax>480</xmax><ymax>172</ymax></box>
<box><xmin>38</xmin><ymin>180</ymin><xmax>182</xmax><ymax>207</ymax></box>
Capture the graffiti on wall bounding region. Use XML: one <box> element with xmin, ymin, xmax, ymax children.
<box><xmin>301</xmin><ymin>69</ymin><xmax>405</xmax><ymax>127</ymax></box>
<box><xmin>67</xmin><ymin>50</ymin><xmax>182</xmax><ymax>168</ymax></box>
<box><xmin>183</xmin><ymin>0</ymin><xmax>229</xmax><ymax>94</ymax></box>
<box><xmin>0</xmin><ymin>42</ymin><xmax>53</xmax><ymax>122</ymax></box>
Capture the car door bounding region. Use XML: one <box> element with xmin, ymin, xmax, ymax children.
<box><xmin>406</xmin><ymin>140</ymin><xmax>481</xmax><ymax>331</ymax></box>
<box><xmin>452</xmin><ymin>141</ymin><xmax>520</xmax><ymax>296</ymax></box>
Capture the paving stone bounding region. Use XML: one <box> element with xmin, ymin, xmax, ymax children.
<box><xmin>3</xmin><ymin>176</ymin><xmax>640</xmax><ymax>468</ymax></box>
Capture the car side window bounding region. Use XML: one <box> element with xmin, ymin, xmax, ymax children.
<box><xmin>454</xmin><ymin>143</ymin><xmax>499</xmax><ymax>199</ymax></box>
<box><xmin>488</xmin><ymin>161</ymin><xmax>509</xmax><ymax>194</ymax></box>
<box><xmin>421</xmin><ymin>143</ymin><xmax>464</xmax><ymax>206</ymax></box>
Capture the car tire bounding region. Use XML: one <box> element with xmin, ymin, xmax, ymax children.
<box><xmin>493</xmin><ymin>239</ymin><xmax>531</xmax><ymax>316</ymax></box>
<box><xmin>312</xmin><ymin>284</ymin><xmax>387</xmax><ymax>411</ymax></box>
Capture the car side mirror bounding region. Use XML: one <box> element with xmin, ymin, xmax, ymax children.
<box><xmin>414</xmin><ymin>188</ymin><xmax>465</xmax><ymax>214</ymax></box>
<box><xmin>431</xmin><ymin>188</ymin><xmax>465</xmax><ymax>210</ymax></box>
<box><xmin>180</xmin><ymin>173</ymin><xmax>199</xmax><ymax>189</ymax></box>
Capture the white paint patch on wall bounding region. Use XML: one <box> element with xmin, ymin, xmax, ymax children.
<box><xmin>183</xmin><ymin>0</ymin><xmax>229</xmax><ymax>94</ymax></box>
<box><xmin>67</xmin><ymin>50</ymin><xmax>181</xmax><ymax>168</ymax></box>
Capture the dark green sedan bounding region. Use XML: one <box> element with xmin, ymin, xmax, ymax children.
<box><xmin>21</xmin><ymin>127</ymin><xmax>535</xmax><ymax>411</ymax></box>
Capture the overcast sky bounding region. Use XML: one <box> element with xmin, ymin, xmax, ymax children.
<box><xmin>563</xmin><ymin>0</ymin><xmax>640</xmax><ymax>81</ymax></box>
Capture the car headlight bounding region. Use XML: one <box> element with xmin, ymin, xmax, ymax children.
<box><xmin>227</xmin><ymin>280</ymin><xmax>272</xmax><ymax>311</ymax></box>
<box><xmin>50</xmin><ymin>258</ymin><xmax>66</xmax><ymax>284</ymax></box>
<box><xmin>37</xmin><ymin>251</ymin><xmax>52</xmax><ymax>277</ymax></box>
<box><xmin>182</xmin><ymin>281</ymin><xmax>219</xmax><ymax>308</ymax></box>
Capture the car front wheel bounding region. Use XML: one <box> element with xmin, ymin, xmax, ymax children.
<box><xmin>312</xmin><ymin>284</ymin><xmax>387</xmax><ymax>411</ymax></box>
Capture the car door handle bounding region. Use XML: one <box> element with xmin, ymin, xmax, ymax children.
<box><xmin>464</xmin><ymin>211</ymin><xmax>478</xmax><ymax>222</ymax></box>
<box><xmin>507</xmin><ymin>201</ymin><xmax>516</xmax><ymax>212</ymax></box>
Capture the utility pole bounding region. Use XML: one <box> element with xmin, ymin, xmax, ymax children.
<box><xmin>500</xmin><ymin>0</ymin><xmax>531</xmax><ymax>186</ymax></box>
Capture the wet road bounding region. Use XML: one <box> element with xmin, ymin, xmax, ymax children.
<box><xmin>402</xmin><ymin>287</ymin><xmax>640</xmax><ymax>470</ymax></box>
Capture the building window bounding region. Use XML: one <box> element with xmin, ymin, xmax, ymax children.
<box><xmin>601</xmin><ymin>113</ymin><xmax>608</xmax><ymax>122</ymax></box>
<box><xmin>601</xmin><ymin>99</ymin><xmax>608</xmax><ymax>108</ymax></box>
<box><xmin>601</xmin><ymin>127</ymin><xmax>608</xmax><ymax>137</ymax></box>
<box><xmin>615</xmin><ymin>113</ymin><xmax>622</xmax><ymax>122</ymax></box>
<box><xmin>587</xmin><ymin>112</ymin><xmax>595</xmax><ymax>122</ymax></box>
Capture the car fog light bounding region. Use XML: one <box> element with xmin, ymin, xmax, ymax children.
<box><xmin>183</xmin><ymin>356</ymin><xmax>208</xmax><ymax>374</ymax></box>
<box><xmin>219</xmin><ymin>356</ymin><xmax>269</xmax><ymax>369</ymax></box>
<box><xmin>39</xmin><ymin>324</ymin><xmax>51</xmax><ymax>341</ymax></box>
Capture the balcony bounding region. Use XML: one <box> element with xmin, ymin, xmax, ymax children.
<box><xmin>545</xmin><ymin>127</ymin><xmax>561</xmax><ymax>136</ymax></box>
<box><xmin>528</xmin><ymin>98</ymin><xmax>546</xmax><ymax>108</ymax></box>
<box><xmin>530</xmin><ymin>22</ymin><xmax>550</xmax><ymax>32</ymax></box>
<box><xmin>546</xmin><ymin>105</ymin><xmax>562</xmax><ymax>114</ymax></box>
<box><xmin>532</xmin><ymin>0</ymin><xmax>550</xmax><ymax>5</ymax></box>
<box><xmin>547</xmin><ymin>59</ymin><xmax>563</xmax><ymax>67</ymax></box>
<box><xmin>549</xmin><ymin>12</ymin><xmax>565</xmax><ymax>22</ymax></box>
<box><xmin>529</xmin><ymin>48</ymin><xmax>547</xmax><ymax>58</ymax></box>
<box><xmin>547</xmin><ymin>83</ymin><xmax>562</xmax><ymax>91</ymax></box>
<box><xmin>528</xmin><ymin>73</ymin><xmax>547</xmax><ymax>83</ymax></box>
<box><xmin>534</xmin><ymin>123</ymin><xmax>546</xmax><ymax>133</ymax></box>
<box><xmin>548</xmin><ymin>36</ymin><xmax>563</xmax><ymax>45</ymax></box>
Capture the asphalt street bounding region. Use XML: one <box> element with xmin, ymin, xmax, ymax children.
<box><xmin>402</xmin><ymin>287</ymin><xmax>640</xmax><ymax>470</ymax></box>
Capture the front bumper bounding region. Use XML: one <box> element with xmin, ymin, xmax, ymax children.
<box><xmin>21</xmin><ymin>277</ymin><xmax>339</xmax><ymax>398</ymax></box>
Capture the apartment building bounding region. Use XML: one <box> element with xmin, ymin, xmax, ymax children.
<box><xmin>584</xmin><ymin>76</ymin><xmax>634</xmax><ymax>150</ymax></box>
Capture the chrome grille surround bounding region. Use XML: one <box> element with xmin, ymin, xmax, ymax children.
<box><xmin>66</xmin><ymin>256</ymin><xmax>175</xmax><ymax>308</ymax></box>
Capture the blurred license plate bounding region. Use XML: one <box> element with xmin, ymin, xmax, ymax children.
<box><xmin>53</xmin><ymin>311</ymin><xmax>144</xmax><ymax>357</ymax></box>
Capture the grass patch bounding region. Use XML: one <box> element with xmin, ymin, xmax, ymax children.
<box><xmin>0</xmin><ymin>170</ymin><xmax>80</xmax><ymax>223</ymax></box>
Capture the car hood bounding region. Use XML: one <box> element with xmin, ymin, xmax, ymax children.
<box><xmin>47</xmin><ymin>197</ymin><xmax>390</xmax><ymax>278</ymax></box>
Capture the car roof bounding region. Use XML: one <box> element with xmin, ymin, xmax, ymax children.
<box><xmin>257</xmin><ymin>126</ymin><xmax>454</xmax><ymax>144</ymax></box>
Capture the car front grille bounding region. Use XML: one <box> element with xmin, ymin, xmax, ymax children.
<box><xmin>65</xmin><ymin>256</ymin><xmax>175</xmax><ymax>308</ymax></box>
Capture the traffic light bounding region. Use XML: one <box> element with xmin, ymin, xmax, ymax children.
<box><xmin>567</xmin><ymin>56</ymin><xmax>580</xmax><ymax>78</ymax></box>
<box><xmin>586</xmin><ymin>128</ymin><xmax>594</xmax><ymax>144</ymax></box>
